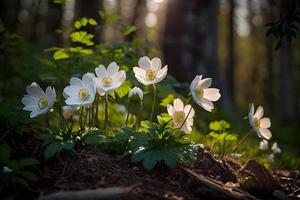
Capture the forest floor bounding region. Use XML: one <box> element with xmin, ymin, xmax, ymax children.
<box><xmin>2</xmin><ymin>133</ymin><xmax>300</xmax><ymax>200</ymax></box>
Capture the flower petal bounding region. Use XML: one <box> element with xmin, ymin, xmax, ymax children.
<box><xmin>174</xmin><ymin>98</ymin><xmax>184</xmax><ymax>111</ymax></box>
<box><xmin>151</xmin><ymin>57</ymin><xmax>161</xmax><ymax>71</ymax></box>
<box><xmin>193</xmin><ymin>97</ymin><xmax>214</xmax><ymax>112</ymax></box>
<box><xmin>21</xmin><ymin>95</ymin><xmax>38</xmax><ymax>106</ymax></box>
<box><xmin>167</xmin><ymin>104</ymin><xmax>175</xmax><ymax>116</ymax></box>
<box><xmin>112</xmin><ymin>71</ymin><xmax>126</xmax><ymax>83</ymax></box>
<box><xmin>190</xmin><ymin>75</ymin><xmax>203</xmax><ymax>91</ymax></box>
<box><xmin>156</xmin><ymin>66</ymin><xmax>168</xmax><ymax>80</ymax></box>
<box><xmin>258</xmin><ymin>128</ymin><xmax>272</xmax><ymax>140</ymax></box>
<box><xmin>95</xmin><ymin>65</ymin><xmax>106</xmax><ymax>79</ymax></box>
<box><xmin>107</xmin><ymin>62</ymin><xmax>119</xmax><ymax>76</ymax></box>
<box><xmin>260</xmin><ymin>117</ymin><xmax>271</xmax><ymax>128</ymax></box>
<box><xmin>70</xmin><ymin>77</ymin><xmax>83</xmax><ymax>87</ymax></box>
<box><xmin>254</xmin><ymin>105</ymin><xmax>264</xmax><ymax>119</ymax></box>
<box><xmin>197</xmin><ymin>78</ymin><xmax>212</xmax><ymax>89</ymax></box>
<box><xmin>30</xmin><ymin>109</ymin><xmax>43</xmax><ymax>118</ymax></box>
<box><xmin>203</xmin><ymin>88</ymin><xmax>221</xmax><ymax>101</ymax></box>
<box><xmin>138</xmin><ymin>56</ymin><xmax>151</xmax><ymax>70</ymax></box>
<box><xmin>184</xmin><ymin>104</ymin><xmax>195</xmax><ymax>118</ymax></box>
<box><xmin>26</xmin><ymin>84</ymin><xmax>45</xmax><ymax>98</ymax></box>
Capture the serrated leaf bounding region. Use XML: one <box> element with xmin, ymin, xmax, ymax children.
<box><xmin>44</xmin><ymin>143</ymin><xmax>62</xmax><ymax>160</ymax></box>
<box><xmin>162</xmin><ymin>148</ymin><xmax>178</xmax><ymax>168</ymax></box>
<box><xmin>53</xmin><ymin>50</ymin><xmax>69</xmax><ymax>60</ymax></box>
<box><xmin>143</xmin><ymin>150</ymin><xmax>160</xmax><ymax>170</ymax></box>
<box><xmin>19</xmin><ymin>158</ymin><xmax>39</xmax><ymax>168</ymax></box>
<box><xmin>71</xmin><ymin>31</ymin><xmax>94</xmax><ymax>46</ymax></box>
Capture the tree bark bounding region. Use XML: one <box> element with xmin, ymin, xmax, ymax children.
<box><xmin>163</xmin><ymin>0</ymin><xmax>233</xmax><ymax>110</ymax></box>
<box><xmin>227</xmin><ymin>0</ymin><xmax>235</xmax><ymax>103</ymax></box>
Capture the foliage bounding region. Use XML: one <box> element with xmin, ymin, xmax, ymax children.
<box><xmin>265</xmin><ymin>1</ymin><xmax>300</xmax><ymax>49</ymax></box>
<box><xmin>0</xmin><ymin>144</ymin><xmax>39</xmax><ymax>189</ymax></box>
<box><xmin>208</xmin><ymin>120</ymin><xmax>237</xmax><ymax>155</ymax></box>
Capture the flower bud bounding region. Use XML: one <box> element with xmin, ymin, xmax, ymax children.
<box><xmin>128</xmin><ymin>87</ymin><xmax>143</xmax><ymax>102</ymax></box>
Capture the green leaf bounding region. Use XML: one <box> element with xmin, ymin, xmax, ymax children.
<box><xmin>69</xmin><ymin>47</ymin><xmax>93</xmax><ymax>54</ymax></box>
<box><xmin>61</xmin><ymin>140</ymin><xmax>75</xmax><ymax>150</ymax></box>
<box><xmin>88</xmin><ymin>18</ymin><xmax>97</xmax><ymax>25</ymax></box>
<box><xmin>209</xmin><ymin>132</ymin><xmax>219</xmax><ymax>138</ymax></box>
<box><xmin>53</xmin><ymin>50</ymin><xmax>69</xmax><ymax>60</ymax></box>
<box><xmin>162</xmin><ymin>148</ymin><xmax>178</xmax><ymax>168</ymax></box>
<box><xmin>121</xmin><ymin>25</ymin><xmax>137</xmax><ymax>36</ymax></box>
<box><xmin>115</xmin><ymin>81</ymin><xmax>131</xmax><ymax>98</ymax></box>
<box><xmin>143</xmin><ymin>150</ymin><xmax>160</xmax><ymax>170</ymax></box>
<box><xmin>14</xmin><ymin>177</ymin><xmax>30</xmax><ymax>188</ymax></box>
<box><xmin>74</xmin><ymin>21</ymin><xmax>81</xmax><ymax>29</ymax></box>
<box><xmin>19</xmin><ymin>158</ymin><xmax>39</xmax><ymax>168</ymax></box>
<box><xmin>0</xmin><ymin>144</ymin><xmax>10</xmax><ymax>163</ymax></box>
<box><xmin>44</xmin><ymin>143</ymin><xmax>62</xmax><ymax>160</ymax></box>
<box><xmin>80</xmin><ymin>17</ymin><xmax>88</xmax><ymax>26</ymax></box>
<box><xmin>209</xmin><ymin>120</ymin><xmax>230</xmax><ymax>131</ymax></box>
<box><xmin>21</xmin><ymin>171</ymin><xmax>38</xmax><ymax>181</ymax></box>
<box><xmin>160</xmin><ymin>94</ymin><xmax>174</xmax><ymax>107</ymax></box>
<box><xmin>71</xmin><ymin>31</ymin><xmax>94</xmax><ymax>46</ymax></box>
<box><xmin>131</xmin><ymin>148</ymin><xmax>146</xmax><ymax>163</ymax></box>
<box><xmin>84</xmin><ymin>134</ymin><xmax>105</xmax><ymax>144</ymax></box>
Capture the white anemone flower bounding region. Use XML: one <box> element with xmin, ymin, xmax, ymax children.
<box><xmin>271</xmin><ymin>142</ymin><xmax>281</xmax><ymax>154</ymax></box>
<box><xmin>268</xmin><ymin>154</ymin><xmax>274</xmax><ymax>163</ymax></box>
<box><xmin>2</xmin><ymin>166</ymin><xmax>13</xmax><ymax>173</ymax></box>
<box><xmin>21</xmin><ymin>82</ymin><xmax>56</xmax><ymax>118</ymax></box>
<box><xmin>94</xmin><ymin>62</ymin><xmax>126</xmax><ymax>94</ymax></box>
<box><xmin>133</xmin><ymin>56</ymin><xmax>168</xmax><ymax>85</ymax></box>
<box><xmin>167</xmin><ymin>98</ymin><xmax>195</xmax><ymax>134</ymax></box>
<box><xmin>190</xmin><ymin>75</ymin><xmax>221</xmax><ymax>112</ymax></box>
<box><xmin>259</xmin><ymin>140</ymin><xmax>269</xmax><ymax>150</ymax></box>
<box><xmin>248</xmin><ymin>103</ymin><xmax>272</xmax><ymax>140</ymax></box>
<box><xmin>128</xmin><ymin>86</ymin><xmax>143</xmax><ymax>101</ymax></box>
<box><xmin>63</xmin><ymin>73</ymin><xmax>96</xmax><ymax>107</ymax></box>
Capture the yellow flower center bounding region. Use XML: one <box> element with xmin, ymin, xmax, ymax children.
<box><xmin>38</xmin><ymin>98</ymin><xmax>48</xmax><ymax>109</ymax></box>
<box><xmin>102</xmin><ymin>77</ymin><xmax>112</xmax><ymax>86</ymax></box>
<box><xmin>146</xmin><ymin>70</ymin><xmax>156</xmax><ymax>81</ymax></box>
<box><xmin>173</xmin><ymin>111</ymin><xmax>185</xmax><ymax>123</ymax></box>
<box><xmin>254</xmin><ymin>117</ymin><xmax>260</xmax><ymax>128</ymax></box>
<box><xmin>79</xmin><ymin>89</ymin><xmax>89</xmax><ymax>100</ymax></box>
<box><xmin>196</xmin><ymin>88</ymin><xmax>204</xmax><ymax>98</ymax></box>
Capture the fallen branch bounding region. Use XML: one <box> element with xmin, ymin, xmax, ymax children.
<box><xmin>40</xmin><ymin>184</ymin><xmax>139</xmax><ymax>200</ymax></box>
<box><xmin>181</xmin><ymin>167</ymin><xmax>258</xmax><ymax>200</ymax></box>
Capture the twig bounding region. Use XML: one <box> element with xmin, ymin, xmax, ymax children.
<box><xmin>40</xmin><ymin>184</ymin><xmax>140</xmax><ymax>200</ymax></box>
<box><xmin>180</xmin><ymin>166</ymin><xmax>258</xmax><ymax>200</ymax></box>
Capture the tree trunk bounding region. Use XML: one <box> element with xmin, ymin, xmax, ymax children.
<box><xmin>163</xmin><ymin>0</ymin><xmax>233</xmax><ymax>110</ymax></box>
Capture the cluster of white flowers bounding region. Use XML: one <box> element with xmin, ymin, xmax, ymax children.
<box><xmin>21</xmin><ymin>56</ymin><xmax>222</xmax><ymax>135</ymax></box>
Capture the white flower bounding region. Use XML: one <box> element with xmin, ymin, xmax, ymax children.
<box><xmin>190</xmin><ymin>75</ymin><xmax>221</xmax><ymax>112</ymax></box>
<box><xmin>94</xmin><ymin>62</ymin><xmax>126</xmax><ymax>94</ymax></box>
<box><xmin>128</xmin><ymin>87</ymin><xmax>143</xmax><ymax>101</ymax></box>
<box><xmin>248</xmin><ymin>103</ymin><xmax>272</xmax><ymax>140</ymax></box>
<box><xmin>167</xmin><ymin>98</ymin><xmax>195</xmax><ymax>134</ymax></box>
<box><xmin>2</xmin><ymin>166</ymin><xmax>13</xmax><ymax>173</ymax></box>
<box><xmin>21</xmin><ymin>82</ymin><xmax>56</xmax><ymax>118</ymax></box>
<box><xmin>268</xmin><ymin>154</ymin><xmax>274</xmax><ymax>163</ymax></box>
<box><xmin>271</xmin><ymin>142</ymin><xmax>281</xmax><ymax>154</ymax></box>
<box><xmin>63</xmin><ymin>73</ymin><xmax>96</xmax><ymax>107</ymax></box>
<box><xmin>259</xmin><ymin>140</ymin><xmax>269</xmax><ymax>150</ymax></box>
<box><xmin>133</xmin><ymin>56</ymin><xmax>168</xmax><ymax>85</ymax></box>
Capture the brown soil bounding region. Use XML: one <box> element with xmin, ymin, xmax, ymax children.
<box><xmin>1</xmin><ymin>133</ymin><xmax>300</xmax><ymax>200</ymax></box>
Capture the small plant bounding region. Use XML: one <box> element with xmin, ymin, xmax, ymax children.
<box><xmin>208</xmin><ymin>120</ymin><xmax>237</xmax><ymax>155</ymax></box>
<box><xmin>0</xmin><ymin>144</ymin><xmax>39</xmax><ymax>189</ymax></box>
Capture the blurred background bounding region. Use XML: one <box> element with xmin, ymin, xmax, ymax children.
<box><xmin>0</xmin><ymin>0</ymin><xmax>299</xmax><ymax>166</ymax></box>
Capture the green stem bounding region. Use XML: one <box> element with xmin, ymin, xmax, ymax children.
<box><xmin>136</xmin><ymin>101</ymin><xmax>143</xmax><ymax>130</ymax></box>
<box><xmin>46</xmin><ymin>112</ymin><xmax>50</xmax><ymax>129</ymax></box>
<box><xmin>79</xmin><ymin>107</ymin><xmax>84</xmax><ymax>130</ymax></box>
<box><xmin>83</xmin><ymin>107</ymin><xmax>88</xmax><ymax>128</ymax></box>
<box><xmin>95</xmin><ymin>95</ymin><xmax>99</xmax><ymax>128</ymax></box>
<box><xmin>150</xmin><ymin>84</ymin><xmax>157</xmax><ymax>122</ymax></box>
<box><xmin>125</xmin><ymin>99</ymin><xmax>130</xmax><ymax>127</ymax></box>
<box><xmin>231</xmin><ymin>129</ymin><xmax>253</xmax><ymax>153</ymax></box>
<box><xmin>179</xmin><ymin>106</ymin><xmax>193</xmax><ymax>130</ymax></box>
<box><xmin>104</xmin><ymin>93</ymin><xmax>109</xmax><ymax>130</ymax></box>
